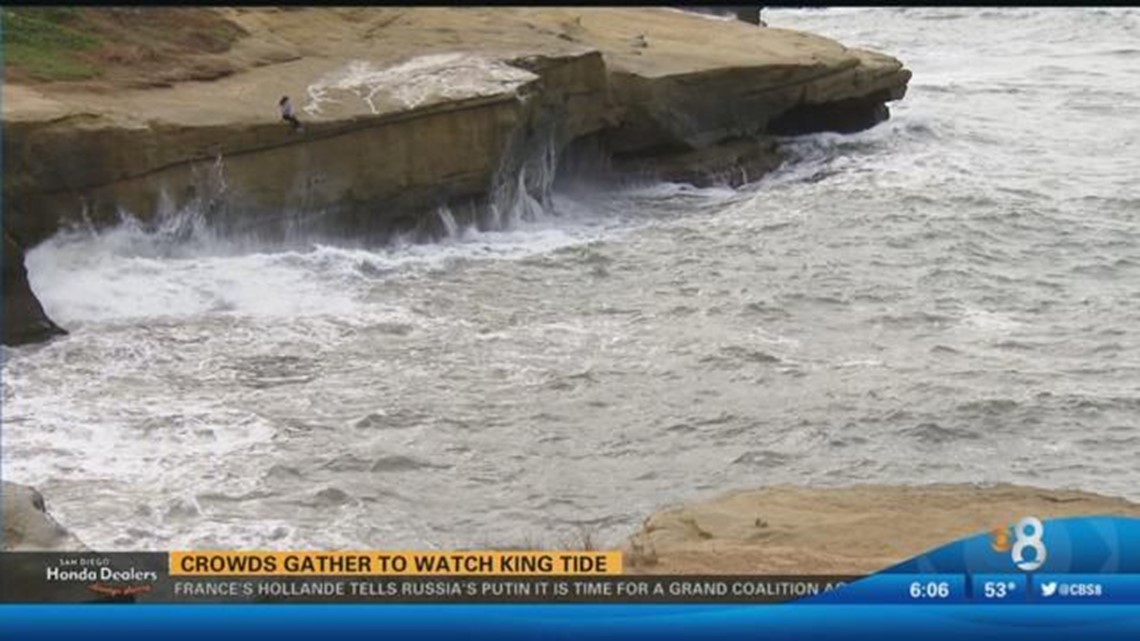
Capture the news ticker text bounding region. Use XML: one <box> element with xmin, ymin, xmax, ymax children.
<box><xmin>5</xmin><ymin>553</ymin><xmax>1140</xmax><ymax>604</ymax></box>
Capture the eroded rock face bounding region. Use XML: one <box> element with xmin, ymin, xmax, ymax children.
<box><xmin>606</xmin><ymin>48</ymin><xmax>910</xmax><ymax>154</ymax></box>
<box><xmin>768</xmin><ymin>93</ymin><xmax>891</xmax><ymax>136</ymax></box>
<box><xmin>2</xmin><ymin>481</ymin><xmax>85</xmax><ymax>551</ymax></box>
<box><xmin>4</xmin><ymin>49</ymin><xmax>615</xmax><ymax>248</ymax></box>
<box><xmin>610</xmin><ymin>137</ymin><xmax>785</xmax><ymax>188</ymax></box>
<box><xmin>2</xmin><ymin>229</ymin><xmax>66</xmax><ymax>347</ymax></box>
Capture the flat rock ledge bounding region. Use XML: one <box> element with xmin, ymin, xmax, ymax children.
<box><xmin>624</xmin><ymin>483</ymin><xmax>1140</xmax><ymax>574</ymax></box>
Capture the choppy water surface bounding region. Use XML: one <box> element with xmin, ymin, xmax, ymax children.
<box><xmin>4</xmin><ymin>8</ymin><xmax>1139</xmax><ymax>550</ymax></box>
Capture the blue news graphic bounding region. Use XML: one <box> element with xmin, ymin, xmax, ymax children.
<box><xmin>806</xmin><ymin>516</ymin><xmax>1140</xmax><ymax>605</ymax></box>
<box><xmin>1030</xmin><ymin>575</ymin><xmax>1140</xmax><ymax>605</ymax></box>
<box><xmin>885</xmin><ymin>515</ymin><xmax>1140</xmax><ymax>575</ymax></box>
<box><xmin>806</xmin><ymin>573</ymin><xmax>968</xmax><ymax>604</ymax></box>
<box><xmin>5</xmin><ymin>604</ymin><xmax>1140</xmax><ymax>641</ymax></box>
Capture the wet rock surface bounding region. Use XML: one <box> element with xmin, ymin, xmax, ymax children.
<box><xmin>2</xmin><ymin>229</ymin><xmax>65</xmax><ymax>347</ymax></box>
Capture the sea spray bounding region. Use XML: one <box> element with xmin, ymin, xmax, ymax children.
<box><xmin>486</xmin><ymin>119</ymin><xmax>563</xmax><ymax>231</ymax></box>
<box><xmin>435</xmin><ymin>205</ymin><xmax>461</xmax><ymax>240</ymax></box>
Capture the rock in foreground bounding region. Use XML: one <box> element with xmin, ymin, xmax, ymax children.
<box><xmin>625</xmin><ymin>484</ymin><xmax>1140</xmax><ymax>574</ymax></box>
<box><xmin>2</xmin><ymin>481</ymin><xmax>85</xmax><ymax>551</ymax></box>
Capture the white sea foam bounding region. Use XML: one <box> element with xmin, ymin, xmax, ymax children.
<box><xmin>304</xmin><ymin>54</ymin><xmax>536</xmax><ymax>116</ymax></box>
<box><xmin>23</xmin><ymin>193</ymin><xmax>638</xmax><ymax>328</ymax></box>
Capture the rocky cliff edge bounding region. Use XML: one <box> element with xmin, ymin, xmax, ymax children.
<box><xmin>2</xmin><ymin>7</ymin><xmax>909</xmax><ymax>341</ymax></box>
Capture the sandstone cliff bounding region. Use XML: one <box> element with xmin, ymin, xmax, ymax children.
<box><xmin>624</xmin><ymin>484</ymin><xmax>1140</xmax><ymax>574</ymax></box>
<box><xmin>2</xmin><ymin>8</ymin><xmax>910</xmax><ymax>344</ymax></box>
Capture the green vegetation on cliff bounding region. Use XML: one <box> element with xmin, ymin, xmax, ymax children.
<box><xmin>2</xmin><ymin>7</ymin><xmax>246</xmax><ymax>84</ymax></box>
<box><xmin>2</xmin><ymin>8</ymin><xmax>102</xmax><ymax>81</ymax></box>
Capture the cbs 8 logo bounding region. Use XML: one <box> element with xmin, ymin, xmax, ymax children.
<box><xmin>1011</xmin><ymin>516</ymin><xmax>1047</xmax><ymax>571</ymax></box>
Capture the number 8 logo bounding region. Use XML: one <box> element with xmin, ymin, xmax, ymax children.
<box><xmin>1011</xmin><ymin>516</ymin><xmax>1046</xmax><ymax>571</ymax></box>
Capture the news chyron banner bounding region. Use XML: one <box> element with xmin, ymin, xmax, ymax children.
<box><xmin>4</xmin><ymin>516</ymin><xmax>1140</xmax><ymax>605</ymax></box>
<box><xmin>0</xmin><ymin>549</ymin><xmax>853</xmax><ymax>603</ymax></box>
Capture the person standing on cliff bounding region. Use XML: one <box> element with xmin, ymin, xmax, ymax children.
<box><xmin>279</xmin><ymin>96</ymin><xmax>304</xmax><ymax>133</ymax></box>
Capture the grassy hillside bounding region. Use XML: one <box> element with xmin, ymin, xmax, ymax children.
<box><xmin>2</xmin><ymin>7</ymin><xmax>245</xmax><ymax>84</ymax></box>
<box><xmin>3</xmin><ymin>8</ymin><xmax>103</xmax><ymax>81</ymax></box>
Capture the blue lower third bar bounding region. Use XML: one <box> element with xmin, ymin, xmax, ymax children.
<box><xmin>1031</xmin><ymin>575</ymin><xmax>1140</xmax><ymax>604</ymax></box>
<box><xmin>806</xmin><ymin>574</ymin><xmax>967</xmax><ymax>604</ymax></box>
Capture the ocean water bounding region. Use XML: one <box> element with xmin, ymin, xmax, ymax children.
<box><xmin>3</xmin><ymin>8</ymin><xmax>1139</xmax><ymax>550</ymax></box>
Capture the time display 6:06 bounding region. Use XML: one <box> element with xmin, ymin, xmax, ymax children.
<box><xmin>908</xmin><ymin>581</ymin><xmax>952</xmax><ymax>599</ymax></box>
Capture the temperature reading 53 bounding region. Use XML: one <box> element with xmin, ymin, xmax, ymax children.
<box><xmin>983</xmin><ymin>581</ymin><xmax>1018</xmax><ymax>599</ymax></box>
<box><xmin>909</xmin><ymin>581</ymin><xmax>951</xmax><ymax>599</ymax></box>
